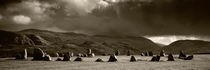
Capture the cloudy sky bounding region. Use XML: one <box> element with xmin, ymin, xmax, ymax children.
<box><xmin>0</xmin><ymin>0</ymin><xmax>210</xmax><ymax>45</ymax></box>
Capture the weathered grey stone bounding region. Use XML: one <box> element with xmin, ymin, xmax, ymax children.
<box><xmin>16</xmin><ymin>49</ymin><xmax>27</xmax><ymax>60</ymax></box>
<box><xmin>74</xmin><ymin>57</ymin><xmax>83</xmax><ymax>61</ymax></box>
<box><xmin>151</xmin><ymin>56</ymin><xmax>157</xmax><ymax>61</ymax></box>
<box><xmin>156</xmin><ymin>55</ymin><xmax>160</xmax><ymax>61</ymax></box>
<box><xmin>168</xmin><ymin>54</ymin><xmax>175</xmax><ymax>61</ymax></box>
<box><xmin>95</xmin><ymin>58</ymin><xmax>104</xmax><ymax>62</ymax></box>
<box><xmin>108</xmin><ymin>54</ymin><xmax>118</xmax><ymax>62</ymax></box>
<box><xmin>63</xmin><ymin>52</ymin><xmax>71</xmax><ymax>61</ymax></box>
<box><xmin>87</xmin><ymin>49</ymin><xmax>92</xmax><ymax>54</ymax></box>
<box><xmin>184</xmin><ymin>55</ymin><xmax>194</xmax><ymax>60</ymax></box>
<box><xmin>140</xmin><ymin>53</ymin><xmax>144</xmax><ymax>56</ymax></box>
<box><xmin>56</xmin><ymin>58</ymin><xmax>62</xmax><ymax>61</ymax></box>
<box><xmin>130</xmin><ymin>56</ymin><xmax>137</xmax><ymax>62</ymax></box>
<box><xmin>77</xmin><ymin>53</ymin><xmax>82</xmax><ymax>57</ymax></box>
<box><xmin>151</xmin><ymin>55</ymin><xmax>160</xmax><ymax>61</ymax></box>
<box><xmin>43</xmin><ymin>54</ymin><xmax>52</xmax><ymax>61</ymax></box>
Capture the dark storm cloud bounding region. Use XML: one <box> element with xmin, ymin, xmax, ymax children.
<box><xmin>0</xmin><ymin>0</ymin><xmax>210</xmax><ymax>36</ymax></box>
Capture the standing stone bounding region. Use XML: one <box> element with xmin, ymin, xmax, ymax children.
<box><xmin>179</xmin><ymin>50</ymin><xmax>186</xmax><ymax>59</ymax></box>
<box><xmin>115</xmin><ymin>50</ymin><xmax>120</xmax><ymax>56</ymax></box>
<box><xmin>23</xmin><ymin>49</ymin><xmax>27</xmax><ymax>59</ymax></box>
<box><xmin>91</xmin><ymin>53</ymin><xmax>95</xmax><ymax>57</ymax></box>
<box><xmin>33</xmin><ymin>48</ymin><xmax>45</xmax><ymax>60</ymax></box>
<box><xmin>160</xmin><ymin>50</ymin><xmax>165</xmax><ymax>56</ymax></box>
<box><xmin>108</xmin><ymin>54</ymin><xmax>118</xmax><ymax>62</ymax></box>
<box><xmin>140</xmin><ymin>53</ymin><xmax>144</xmax><ymax>56</ymax></box>
<box><xmin>130</xmin><ymin>56</ymin><xmax>137</xmax><ymax>62</ymax></box>
<box><xmin>55</xmin><ymin>52</ymin><xmax>59</xmax><ymax>57</ymax></box>
<box><xmin>43</xmin><ymin>54</ymin><xmax>52</xmax><ymax>61</ymax></box>
<box><xmin>151</xmin><ymin>56</ymin><xmax>157</xmax><ymax>61</ymax></box>
<box><xmin>63</xmin><ymin>52</ymin><xmax>71</xmax><ymax>61</ymax></box>
<box><xmin>56</xmin><ymin>58</ymin><xmax>62</xmax><ymax>61</ymax></box>
<box><xmin>150</xmin><ymin>55</ymin><xmax>160</xmax><ymax>61</ymax></box>
<box><xmin>156</xmin><ymin>55</ymin><xmax>160</xmax><ymax>61</ymax></box>
<box><xmin>127</xmin><ymin>50</ymin><xmax>131</xmax><ymax>56</ymax></box>
<box><xmin>184</xmin><ymin>55</ymin><xmax>194</xmax><ymax>60</ymax></box>
<box><xmin>16</xmin><ymin>49</ymin><xmax>27</xmax><ymax>60</ymax></box>
<box><xmin>144</xmin><ymin>51</ymin><xmax>149</xmax><ymax>56</ymax></box>
<box><xmin>74</xmin><ymin>57</ymin><xmax>83</xmax><ymax>61</ymax></box>
<box><xmin>77</xmin><ymin>53</ymin><xmax>82</xmax><ymax>57</ymax></box>
<box><xmin>168</xmin><ymin>54</ymin><xmax>175</xmax><ymax>61</ymax></box>
<box><xmin>70</xmin><ymin>52</ymin><xmax>74</xmax><ymax>57</ymax></box>
<box><xmin>95</xmin><ymin>58</ymin><xmax>104</xmax><ymax>62</ymax></box>
<box><xmin>149</xmin><ymin>51</ymin><xmax>153</xmax><ymax>56</ymax></box>
<box><xmin>87</xmin><ymin>49</ymin><xmax>92</xmax><ymax>54</ymax></box>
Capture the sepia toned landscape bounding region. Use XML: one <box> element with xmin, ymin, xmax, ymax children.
<box><xmin>0</xmin><ymin>55</ymin><xmax>210</xmax><ymax>70</ymax></box>
<box><xmin>0</xmin><ymin>0</ymin><xmax>210</xmax><ymax>70</ymax></box>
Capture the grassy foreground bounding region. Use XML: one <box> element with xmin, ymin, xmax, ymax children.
<box><xmin>0</xmin><ymin>55</ymin><xmax>210</xmax><ymax>70</ymax></box>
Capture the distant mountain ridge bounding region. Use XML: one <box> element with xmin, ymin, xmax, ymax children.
<box><xmin>0</xmin><ymin>29</ymin><xmax>161</xmax><ymax>57</ymax></box>
<box><xmin>1</xmin><ymin>29</ymin><xmax>210</xmax><ymax>57</ymax></box>
<box><xmin>164</xmin><ymin>40</ymin><xmax>210</xmax><ymax>54</ymax></box>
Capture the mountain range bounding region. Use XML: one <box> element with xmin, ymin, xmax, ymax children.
<box><xmin>0</xmin><ymin>29</ymin><xmax>209</xmax><ymax>57</ymax></box>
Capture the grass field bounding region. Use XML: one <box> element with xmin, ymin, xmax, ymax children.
<box><xmin>0</xmin><ymin>55</ymin><xmax>210</xmax><ymax>70</ymax></box>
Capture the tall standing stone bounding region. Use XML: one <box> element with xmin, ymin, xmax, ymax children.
<box><xmin>23</xmin><ymin>49</ymin><xmax>27</xmax><ymax>59</ymax></box>
<box><xmin>33</xmin><ymin>48</ymin><xmax>45</xmax><ymax>60</ymax></box>
<box><xmin>16</xmin><ymin>49</ymin><xmax>27</xmax><ymax>60</ymax></box>
<box><xmin>63</xmin><ymin>52</ymin><xmax>71</xmax><ymax>61</ymax></box>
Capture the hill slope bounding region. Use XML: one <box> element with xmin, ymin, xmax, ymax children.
<box><xmin>163</xmin><ymin>40</ymin><xmax>210</xmax><ymax>54</ymax></box>
<box><xmin>0</xmin><ymin>29</ymin><xmax>161</xmax><ymax>57</ymax></box>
